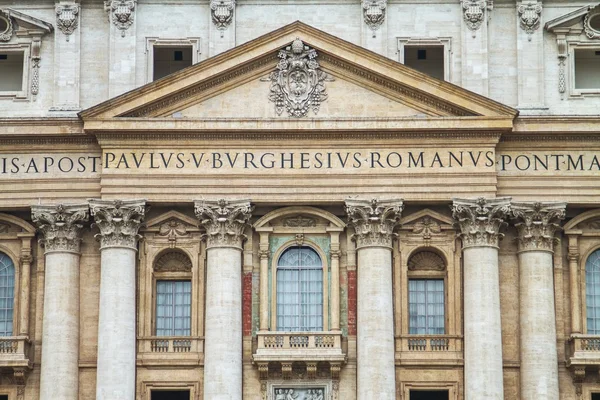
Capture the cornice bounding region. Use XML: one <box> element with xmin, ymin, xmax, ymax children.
<box><xmin>513</xmin><ymin>116</ymin><xmax>600</xmax><ymax>134</ymax></box>
<box><xmin>0</xmin><ymin>136</ymin><xmax>97</xmax><ymax>146</ymax></box>
<box><xmin>0</xmin><ymin>118</ymin><xmax>84</xmax><ymax>135</ymax></box>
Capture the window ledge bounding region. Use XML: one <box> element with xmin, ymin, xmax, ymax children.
<box><xmin>253</xmin><ymin>331</ymin><xmax>346</xmax><ymax>364</ymax></box>
<box><xmin>136</xmin><ymin>336</ymin><xmax>204</xmax><ymax>367</ymax></box>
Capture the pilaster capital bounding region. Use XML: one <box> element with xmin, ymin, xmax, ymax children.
<box><xmin>31</xmin><ymin>203</ymin><xmax>89</xmax><ymax>254</ymax></box>
<box><xmin>512</xmin><ymin>201</ymin><xmax>566</xmax><ymax>253</ymax></box>
<box><xmin>89</xmin><ymin>199</ymin><xmax>146</xmax><ymax>250</ymax></box>
<box><xmin>345</xmin><ymin>198</ymin><xmax>403</xmax><ymax>250</ymax></box>
<box><xmin>452</xmin><ymin>197</ymin><xmax>511</xmax><ymax>249</ymax></box>
<box><xmin>194</xmin><ymin>199</ymin><xmax>253</xmax><ymax>250</ymax></box>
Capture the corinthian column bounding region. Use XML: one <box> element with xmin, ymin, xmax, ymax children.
<box><xmin>194</xmin><ymin>199</ymin><xmax>253</xmax><ymax>400</ymax></box>
<box><xmin>452</xmin><ymin>197</ymin><xmax>511</xmax><ymax>400</ymax></box>
<box><xmin>90</xmin><ymin>199</ymin><xmax>146</xmax><ymax>400</ymax></box>
<box><xmin>345</xmin><ymin>198</ymin><xmax>403</xmax><ymax>400</ymax></box>
<box><xmin>32</xmin><ymin>203</ymin><xmax>89</xmax><ymax>400</ymax></box>
<box><xmin>512</xmin><ymin>202</ymin><xmax>566</xmax><ymax>400</ymax></box>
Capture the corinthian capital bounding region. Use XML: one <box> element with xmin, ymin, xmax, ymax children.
<box><xmin>32</xmin><ymin>204</ymin><xmax>89</xmax><ymax>254</ymax></box>
<box><xmin>452</xmin><ymin>197</ymin><xmax>511</xmax><ymax>249</ymax></box>
<box><xmin>89</xmin><ymin>199</ymin><xmax>146</xmax><ymax>250</ymax></box>
<box><xmin>345</xmin><ymin>198</ymin><xmax>403</xmax><ymax>249</ymax></box>
<box><xmin>512</xmin><ymin>202</ymin><xmax>566</xmax><ymax>253</ymax></box>
<box><xmin>194</xmin><ymin>199</ymin><xmax>253</xmax><ymax>249</ymax></box>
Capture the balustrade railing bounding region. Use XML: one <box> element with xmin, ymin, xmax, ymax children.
<box><xmin>397</xmin><ymin>335</ymin><xmax>462</xmax><ymax>353</ymax></box>
<box><xmin>567</xmin><ymin>334</ymin><xmax>600</xmax><ymax>367</ymax></box>
<box><xmin>0</xmin><ymin>336</ymin><xmax>32</xmax><ymax>367</ymax></box>
<box><xmin>254</xmin><ymin>331</ymin><xmax>346</xmax><ymax>364</ymax></box>
<box><xmin>137</xmin><ymin>336</ymin><xmax>203</xmax><ymax>358</ymax></box>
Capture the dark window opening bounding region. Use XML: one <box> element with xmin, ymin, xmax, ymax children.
<box><xmin>0</xmin><ymin>52</ymin><xmax>24</xmax><ymax>92</ymax></box>
<box><xmin>0</xmin><ymin>55</ymin><xmax>7</xmax><ymax>60</ymax></box>
<box><xmin>574</xmin><ymin>48</ymin><xmax>600</xmax><ymax>90</ymax></box>
<box><xmin>403</xmin><ymin>45</ymin><xmax>445</xmax><ymax>81</ymax></box>
<box><xmin>0</xmin><ymin>395</ymin><xmax>7</xmax><ymax>400</ymax></box>
<box><xmin>153</xmin><ymin>46</ymin><xmax>193</xmax><ymax>81</ymax></box>
<box><xmin>151</xmin><ymin>390</ymin><xmax>190</xmax><ymax>400</ymax></box>
<box><xmin>410</xmin><ymin>390</ymin><xmax>449</xmax><ymax>400</ymax></box>
<box><xmin>592</xmin><ymin>393</ymin><xmax>600</xmax><ymax>400</ymax></box>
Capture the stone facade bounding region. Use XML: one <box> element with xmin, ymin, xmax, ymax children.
<box><xmin>0</xmin><ymin>1</ymin><xmax>599</xmax><ymax>399</ymax></box>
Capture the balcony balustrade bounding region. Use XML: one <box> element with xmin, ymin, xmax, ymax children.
<box><xmin>0</xmin><ymin>336</ymin><xmax>32</xmax><ymax>369</ymax></box>
<box><xmin>396</xmin><ymin>335</ymin><xmax>463</xmax><ymax>366</ymax></box>
<box><xmin>253</xmin><ymin>331</ymin><xmax>346</xmax><ymax>364</ymax></box>
<box><xmin>137</xmin><ymin>336</ymin><xmax>204</xmax><ymax>366</ymax></box>
<box><xmin>567</xmin><ymin>334</ymin><xmax>600</xmax><ymax>367</ymax></box>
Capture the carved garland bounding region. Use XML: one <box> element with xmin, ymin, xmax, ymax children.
<box><xmin>263</xmin><ymin>39</ymin><xmax>333</xmax><ymax>118</ymax></box>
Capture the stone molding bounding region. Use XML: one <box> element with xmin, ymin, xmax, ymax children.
<box><xmin>517</xmin><ymin>1</ymin><xmax>542</xmax><ymax>39</ymax></box>
<box><xmin>55</xmin><ymin>3</ymin><xmax>79</xmax><ymax>41</ymax></box>
<box><xmin>0</xmin><ymin>11</ymin><xmax>14</xmax><ymax>42</ymax></box>
<box><xmin>210</xmin><ymin>0</ymin><xmax>235</xmax><ymax>36</ymax></box>
<box><xmin>512</xmin><ymin>201</ymin><xmax>566</xmax><ymax>253</ymax></box>
<box><xmin>345</xmin><ymin>198</ymin><xmax>403</xmax><ymax>249</ymax></box>
<box><xmin>31</xmin><ymin>203</ymin><xmax>89</xmax><ymax>254</ymax></box>
<box><xmin>584</xmin><ymin>5</ymin><xmax>600</xmax><ymax>40</ymax></box>
<box><xmin>194</xmin><ymin>199</ymin><xmax>253</xmax><ymax>249</ymax></box>
<box><xmin>452</xmin><ymin>197</ymin><xmax>511</xmax><ymax>249</ymax></box>
<box><xmin>362</xmin><ymin>0</ymin><xmax>386</xmax><ymax>36</ymax></box>
<box><xmin>89</xmin><ymin>199</ymin><xmax>146</xmax><ymax>250</ymax></box>
<box><xmin>104</xmin><ymin>0</ymin><xmax>136</xmax><ymax>37</ymax></box>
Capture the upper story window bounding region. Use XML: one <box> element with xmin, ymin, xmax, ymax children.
<box><xmin>153</xmin><ymin>46</ymin><xmax>192</xmax><ymax>81</ymax></box>
<box><xmin>409</xmin><ymin>279</ymin><xmax>444</xmax><ymax>335</ymax></box>
<box><xmin>586</xmin><ymin>249</ymin><xmax>600</xmax><ymax>334</ymax></box>
<box><xmin>0</xmin><ymin>52</ymin><xmax>24</xmax><ymax>92</ymax></box>
<box><xmin>398</xmin><ymin>38</ymin><xmax>451</xmax><ymax>82</ymax></box>
<box><xmin>0</xmin><ymin>252</ymin><xmax>14</xmax><ymax>337</ymax></box>
<box><xmin>155</xmin><ymin>280</ymin><xmax>191</xmax><ymax>336</ymax></box>
<box><xmin>574</xmin><ymin>48</ymin><xmax>600</xmax><ymax>91</ymax></box>
<box><xmin>276</xmin><ymin>246</ymin><xmax>323</xmax><ymax>332</ymax></box>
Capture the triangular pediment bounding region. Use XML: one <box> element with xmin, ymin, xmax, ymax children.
<box><xmin>546</xmin><ymin>4</ymin><xmax>597</xmax><ymax>32</ymax></box>
<box><xmin>80</xmin><ymin>22</ymin><xmax>517</xmax><ymax>126</ymax></box>
<box><xmin>0</xmin><ymin>8</ymin><xmax>53</xmax><ymax>36</ymax></box>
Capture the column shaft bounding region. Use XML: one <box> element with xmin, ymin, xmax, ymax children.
<box><xmin>357</xmin><ymin>246</ymin><xmax>395</xmax><ymax>400</ymax></box>
<box><xmin>204</xmin><ymin>247</ymin><xmax>243</xmax><ymax>399</ymax></box>
<box><xmin>96</xmin><ymin>247</ymin><xmax>137</xmax><ymax>400</ymax></box>
<box><xmin>39</xmin><ymin>252</ymin><xmax>80</xmax><ymax>400</ymax></box>
<box><xmin>519</xmin><ymin>251</ymin><xmax>558</xmax><ymax>400</ymax></box>
<box><xmin>463</xmin><ymin>247</ymin><xmax>504</xmax><ymax>400</ymax></box>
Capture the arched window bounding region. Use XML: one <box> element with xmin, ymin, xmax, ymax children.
<box><xmin>154</xmin><ymin>251</ymin><xmax>192</xmax><ymax>337</ymax></box>
<box><xmin>0</xmin><ymin>252</ymin><xmax>14</xmax><ymax>337</ymax></box>
<box><xmin>587</xmin><ymin>249</ymin><xmax>600</xmax><ymax>334</ymax></box>
<box><xmin>276</xmin><ymin>246</ymin><xmax>323</xmax><ymax>332</ymax></box>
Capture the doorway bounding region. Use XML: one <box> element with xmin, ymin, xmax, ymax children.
<box><xmin>410</xmin><ymin>390</ymin><xmax>449</xmax><ymax>400</ymax></box>
<box><xmin>150</xmin><ymin>390</ymin><xmax>190</xmax><ymax>400</ymax></box>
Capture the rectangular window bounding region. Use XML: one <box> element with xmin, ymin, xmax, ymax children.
<box><xmin>410</xmin><ymin>390</ymin><xmax>449</xmax><ymax>400</ymax></box>
<box><xmin>0</xmin><ymin>395</ymin><xmax>7</xmax><ymax>400</ymax></box>
<box><xmin>153</xmin><ymin>46</ymin><xmax>192</xmax><ymax>81</ymax></box>
<box><xmin>592</xmin><ymin>394</ymin><xmax>600</xmax><ymax>400</ymax></box>
<box><xmin>151</xmin><ymin>390</ymin><xmax>190</xmax><ymax>400</ymax></box>
<box><xmin>574</xmin><ymin>48</ymin><xmax>600</xmax><ymax>90</ymax></box>
<box><xmin>0</xmin><ymin>52</ymin><xmax>24</xmax><ymax>92</ymax></box>
<box><xmin>403</xmin><ymin>45</ymin><xmax>444</xmax><ymax>81</ymax></box>
<box><xmin>155</xmin><ymin>280</ymin><xmax>191</xmax><ymax>336</ymax></box>
<box><xmin>409</xmin><ymin>279</ymin><xmax>444</xmax><ymax>334</ymax></box>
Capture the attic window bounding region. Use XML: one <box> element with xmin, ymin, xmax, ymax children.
<box><xmin>153</xmin><ymin>46</ymin><xmax>192</xmax><ymax>81</ymax></box>
<box><xmin>402</xmin><ymin>44</ymin><xmax>446</xmax><ymax>81</ymax></box>
<box><xmin>0</xmin><ymin>51</ymin><xmax>24</xmax><ymax>92</ymax></box>
<box><xmin>574</xmin><ymin>48</ymin><xmax>600</xmax><ymax>90</ymax></box>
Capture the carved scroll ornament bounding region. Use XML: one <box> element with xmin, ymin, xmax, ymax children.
<box><xmin>32</xmin><ymin>204</ymin><xmax>89</xmax><ymax>253</ymax></box>
<box><xmin>90</xmin><ymin>199</ymin><xmax>146</xmax><ymax>250</ymax></box>
<box><xmin>263</xmin><ymin>39</ymin><xmax>333</xmax><ymax>118</ymax></box>
<box><xmin>452</xmin><ymin>197</ymin><xmax>511</xmax><ymax>249</ymax></box>
<box><xmin>512</xmin><ymin>202</ymin><xmax>566</xmax><ymax>253</ymax></box>
<box><xmin>194</xmin><ymin>199</ymin><xmax>253</xmax><ymax>249</ymax></box>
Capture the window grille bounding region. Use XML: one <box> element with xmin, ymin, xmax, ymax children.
<box><xmin>0</xmin><ymin>252</ymin><xmax>14</xmax><ymax>337</ymax></box>
<box><xmin>409</xmin><ymin>279</ymin><xmax>444</xmax><ymax>335</ymax></box>
<box><xmin>156</xmin><ymin>280</ymin><xmax>191</xmax><ymax>336</ymax></box>
<box><xmin>587</xmin><ymin>249</ymin><xmax>600</xmax><ymax>334</ymax></box>
<box><xmin>276</xmin><ymin>246</ymin><xmax>323</xmax><ymax>332</ymax></box>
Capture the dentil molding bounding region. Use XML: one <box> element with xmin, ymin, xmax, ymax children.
<box><xmin>512</xmin><ymin>202</ymin><xmax>566</xmax><ymax>253</ymax></box>
<box><xmin>452</xmin><ymin>197</ymin><xmax>511</xmax><ymax>249</ymax></box>
<box><xmin>31</xmin><ymin>203</ymin><xmax>89</xmax><ymax>254</ymax></box>
<box><xmin>90</xmin><ymin>199</ymin><xmax>146</xmax><ymax>250</ymax></box>
<box><xmin>194</xmin><ymin>199</ymin><xmax>253</xmax><ymax>249</ymax></box>
<box><xmin>345</xmin><ymin>198</ymin><xmax>404</xmax><ymax>249</ymax></box>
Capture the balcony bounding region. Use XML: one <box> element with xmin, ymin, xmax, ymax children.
<box><xmin>137</xmin><ymin>336</ymin><xmax>204</xmax><ymax>367</ymax></box>
<box><xmin>395</xmin><ymin>335</ymin><xmax>463</xmax><ymax>366</ymax></box>
<box><xmin>0</xmin><ymin>336</ymin><xmax>32</xmax><ymax>369</ymax></box>
<box><xmin>567</xmin><ymin>334</ymin><xmax>600</xmax><ymax>368</ymax></box>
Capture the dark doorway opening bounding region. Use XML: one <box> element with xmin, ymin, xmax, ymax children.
<box><xmin>410</xmin><ymin>390</ymin><xmax>449</xmax><ymax>400</ymax></box>
<box><xmin>0</xmin><ymin>395</ymin><xmax>7</xmax><ymax>400</ymax></box>
<box><xmin>592</xmin><ymin>393</ymin><xmax>600</xmax><ymax>400</ymax></box>
<box><xmin>151</xmin><ymin>390</ymin><xmax>190</xmax><ymax>400</ymax></box>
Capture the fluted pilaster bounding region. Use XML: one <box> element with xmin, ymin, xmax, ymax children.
<box><xmin>345</xmin><ymin>198</ymin><xmax>403</xmax><ymax>400</ymax></box>
<box><xmin>32</xmin><ymin>203</ymin><xmax>89</xmax><ymax>400</ymax></box>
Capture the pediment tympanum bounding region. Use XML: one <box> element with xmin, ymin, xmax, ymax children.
<box><xmin>80</xmin><ymin>22</ymin><xmax>517</xmax><ymax>132</ymax></box>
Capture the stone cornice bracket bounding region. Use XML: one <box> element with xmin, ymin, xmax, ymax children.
<box><xmin>518</xmin><ymin>1</ymin><xmax>542</xmax><ymax>40</ymax></box>
<box><xmin>31</xmin><ymin>203</ymin><xmax>89</xmax><ymax>254</ymax></box>
<box><xmin>452</xmin><ymin>197</ymin><xmax>511</xmax><ymax>249</ymax></box>
<box><xmin>345</xmin><ymin>198</ymin><xmax>404</xmax><ymax>250</ymax></box>
<box><xmin>512</xmin><ymin>202</ymin><xmax>566</xmax><ymax>253</ymax></box>
<box><xmin>194</xmin><ymin>199</ymin><xmax>253</xmax><ymax>250</ymax></box>
<box><xmin>362</xmin><ymin>0</ymin><xmax>386</xmax><ymax>38</ymax></box>
<box><xmin>104</xmin><ymin>0</ymin><xmax>135</xmax><ymax>37</ymax></box>
<box><xmin>462</xmin><ymin>0</ymin><xmax>492</xmax><ymax>37</ymax></box>
<box><xmin>55</xmin><ymin>3</ymin><xmax>79</xmax><ymax>41</ymax></box>
<box><xmin>89</xmin><ymin>199</ymin><xmax>146</xmax><ymax>250</ymax></box>
<box><xmin>210</xmin><ymin>0</ymin><xmax>235</xmax><ymax>37</ymax></box>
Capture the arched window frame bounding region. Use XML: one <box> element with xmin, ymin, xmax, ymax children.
<box><xmin>271</xmin><ymin>241</ymin><xmax>328</xmax><ymax>332</ymax></box>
